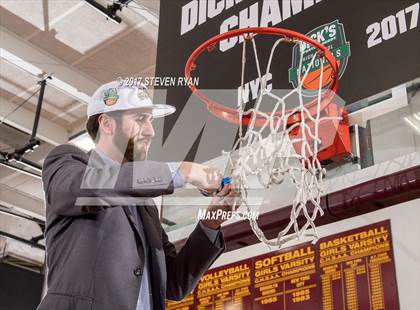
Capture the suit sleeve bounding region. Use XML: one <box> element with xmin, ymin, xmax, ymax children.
<box><xmin>199</xmin><ymin>221</ymin><xmax>222</xmax><ymax>246</ymax></box>
<box><xmin>42</xmin><ymin>145</ymin><xmax>174</xmax><ymax>216</ymax></box>
<box><xmin>164</xmin><ymin>223</ymin><xmax>225</xmax><ymax>301</ymax></box>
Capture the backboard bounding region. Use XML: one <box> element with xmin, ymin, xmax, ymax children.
<box><xmin>151</xmin><ymin>0</ymin><xmax>420</xmax><ymax>241</ymax></box>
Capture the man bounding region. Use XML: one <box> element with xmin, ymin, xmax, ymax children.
<box><xmin>37</xmin><ymin>81</ymin><xmax>237</xmax><ymax>310</ymax></box>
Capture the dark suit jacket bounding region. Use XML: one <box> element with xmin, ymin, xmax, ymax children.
<box><xmin>37</xmin><ymin>145</ymin><xmax>225</xmax><ymax>310</ymax></box>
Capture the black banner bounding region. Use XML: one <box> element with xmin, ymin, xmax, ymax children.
<box><xmin>156</xmin><ymin>0</ymin><xmax>420</xmax><ymax>104</ymax></box>
<box><xmin>154</xmin><ymin>0</ymin><xmax>420</xmax><ymax>161</ymax></box>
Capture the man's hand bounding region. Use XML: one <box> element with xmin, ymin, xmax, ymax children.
<box><xmin>178</xmin><ymin>162</ymin><xmax>222</xmax><ymax>193</ymax></box>
<box><xmin>200</xmin><ymin>184</ymin><xmax>241</xmax><ymax>230</ymax></box>
<box><xmin>178</xmin><ymin>162</ymin><xmax>241</xmax><ymax>229</ymax></box>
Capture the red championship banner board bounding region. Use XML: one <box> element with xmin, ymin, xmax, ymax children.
<box><xmin>194</xmin><ymin>259</ymin><xmax>253</xmax><ymax>309</ymax></box>
<box><xmin>166</xmin><ymin>220</ymin><xmax>399</xmax><ymax>309</ymax></box>
<box><xmin>253</xmin><ymin>244</ymin><xmax>317</xmax><ymax>309</ymax></box>
<box><xmin>317</xmin><ymin>220</ymin><xmax>399</xmax><ymax>310</ymax></box>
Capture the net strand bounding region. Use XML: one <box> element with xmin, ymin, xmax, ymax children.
<box><xmin>226</xmin><ymin>35</ymin><xmax>341</xmax><ymax>248</ymax></box>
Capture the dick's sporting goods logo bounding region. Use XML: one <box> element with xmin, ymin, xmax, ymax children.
<box><xmin>289</xmin><ymin>20</ymin><xmax>351</xmax><ymax>96</ymax></box>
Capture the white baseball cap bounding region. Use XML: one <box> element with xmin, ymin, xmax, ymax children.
<box><xmin>87</xmin><ymin>80</ymin><xmax>176</xmax><ymax>118</ymax></box>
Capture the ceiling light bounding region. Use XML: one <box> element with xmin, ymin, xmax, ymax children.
<box><xmin>0</xmin><ymin>161</ymin><xmax>42</xmax><ymax>179</ymax></box>
<box><xmin>85</xmin><ymin>0</ymin><xmax>123</xmax><ymax>24</ymax></box>
<box><xmin>404</xmin><ymin>117</ymin><xmax>420</xmax><ymax>134</ymax></box>
<box><xmin>0</xmin><ymin>48</ymin><xmax>90</xmax><ymax>104</ymax></box>
<box><xmin>0</xmin><ymin>48</ymin><xmax>42</xmax><ymax>76</ymax></box>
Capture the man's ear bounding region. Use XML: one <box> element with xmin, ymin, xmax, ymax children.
<box><xmin>98</xmin><ymin>114</ymin><xmax>115</xmax><ymax>135</ymax></box>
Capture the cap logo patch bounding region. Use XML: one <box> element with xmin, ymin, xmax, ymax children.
<box><xmin>103</xmin><ymin>88</ymin><xmax>119</xmax><ymax>106</ymax></box>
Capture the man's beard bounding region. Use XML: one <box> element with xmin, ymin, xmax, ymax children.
<box><xmin>113</xmin><ymin>126</ymin><xmax>148</xmax><ymax>162</ymax></box>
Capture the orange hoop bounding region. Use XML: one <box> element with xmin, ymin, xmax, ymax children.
<box><xmin>185</xmin><ymin>27</ymin><xmax>339</xmax><ymax>127</ymax></box>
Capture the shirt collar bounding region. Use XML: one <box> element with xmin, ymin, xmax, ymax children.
<box><xmin>94</xmin><ymin>147</ymin><xmax>121</xmax><ymax>166</ymax></box>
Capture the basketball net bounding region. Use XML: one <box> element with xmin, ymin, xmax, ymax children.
<box><xmin>225</xmin><ymin>35</ymin><xmax>342</xmax><ymax>248</ymax></box>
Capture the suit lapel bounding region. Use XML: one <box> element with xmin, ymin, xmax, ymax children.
<box><xmin>137</xmin><ymin>203</ymin><xmax>161</xmax><ymax>250</ymax></box>
<box><xmin>123</xmin><ymin>203</ymin><xmax>162</xmax><ymax>255</ymax></box>
<box><xmin>122</xmin><ymin>206</ymin><xmax>147</xmax><ymax>247</ymax></box>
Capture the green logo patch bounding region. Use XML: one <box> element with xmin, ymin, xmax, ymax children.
<box><xmin>289</xmin><ymin>20</ymin><xmax>351</xmax><ymax>96</ymax></box>
<box><xmin>103</xmin><ymin>88</ymin><xmax>119</xmax><ymax>106</ymax></box>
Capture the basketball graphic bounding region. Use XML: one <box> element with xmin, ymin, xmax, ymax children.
<box><xmin>302</xmin><ymin>60</ymin><xmax>341</xmax><ymax>91</ymax></box>
<box><xmin>289</xmin><ymin>20</ymin><xmax>350</xmax><ymax>96</ymax></box>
